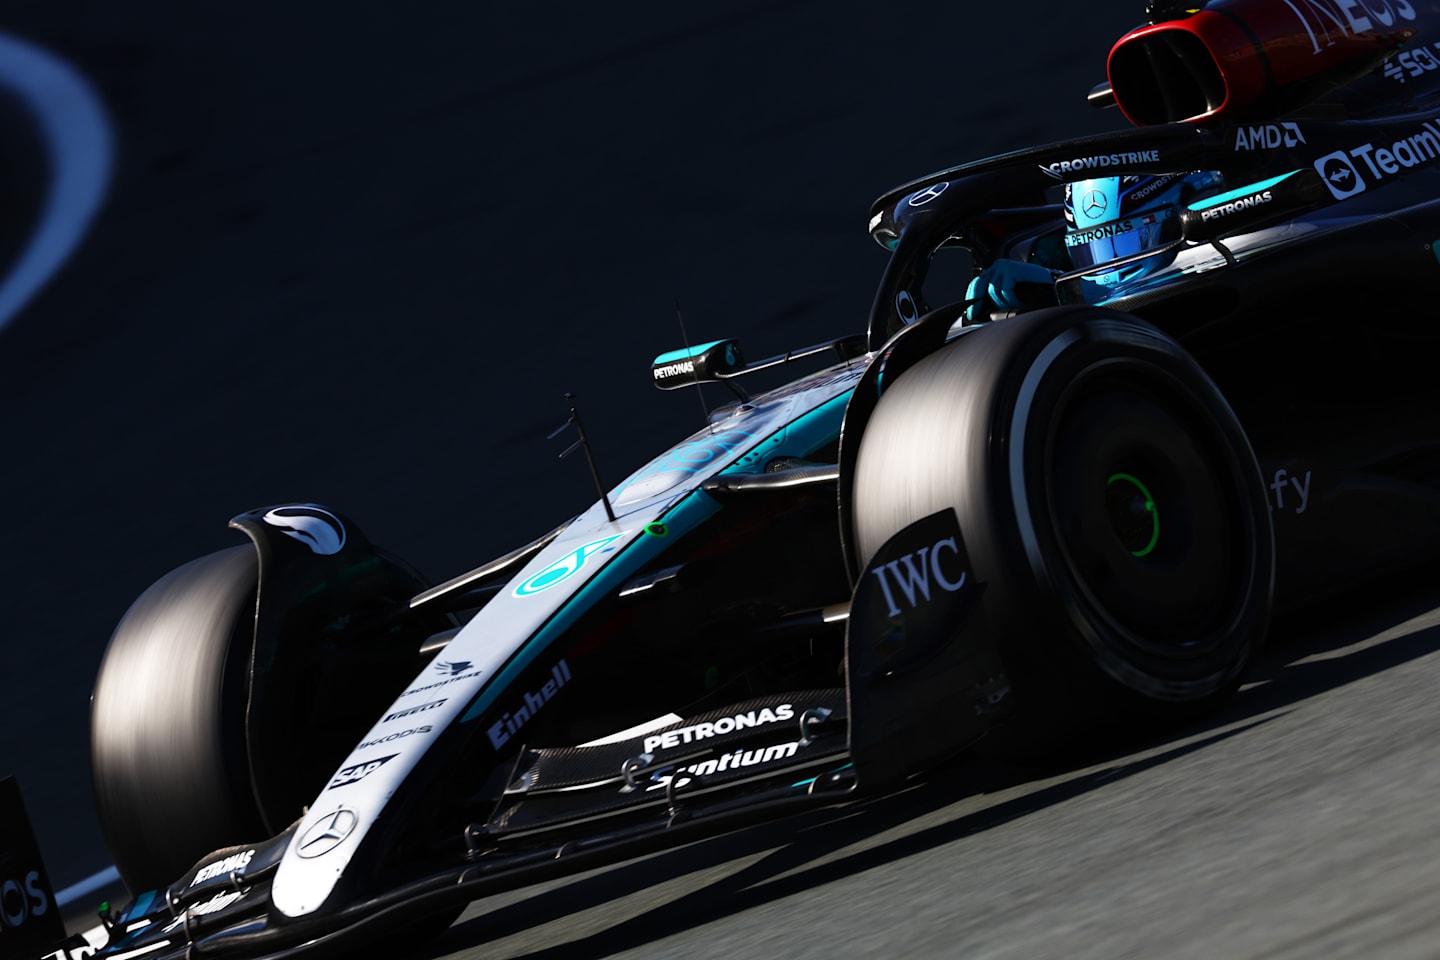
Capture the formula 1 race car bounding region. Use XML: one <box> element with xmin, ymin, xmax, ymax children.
<box><xmin>70</xmin><ymin>1</ymin><xmax>1440</xmax><ymax>957</ymax></box>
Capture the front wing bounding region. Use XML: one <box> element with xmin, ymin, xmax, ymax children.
<box><xmin>84</xmin><ymin>509</ymin><xmax>1009</xmax><ymax>960</ymax></box>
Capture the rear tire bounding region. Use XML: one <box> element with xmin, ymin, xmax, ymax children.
<box><xmin>851</xmin><ymin>306</ymin><xmax>1272</xmax><ymax>744</ymax></box>
<box><xmin>91</xmin><ymin>546</ymin><xmax>266</xmax><ymax>893</ymax></box>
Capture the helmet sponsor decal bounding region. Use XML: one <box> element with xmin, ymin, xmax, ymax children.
<box><xmin>1066</xmin><ymin>219</ymin><xmax>1135</xmax><ymax>247</ymax></box>
<box><xmin>1065</xmin><ymin>206</ymin><xmax>1175</xmax><ymax>249</ymax></box>
<box><xmin>1127</xmin><ymin>173</ymin><xmax>1187</xmax><ymax>204</ymax></box>
<box><xmin>1079</xmin><ymin>188</ymin><xmax>1108</xmax><ymax>219</ymax></box>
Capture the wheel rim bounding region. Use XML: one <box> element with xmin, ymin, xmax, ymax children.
<box><xmin>1043</xmin><ymin>361</ymin><xmax>1251</xmax><ymax>660</ymax></box>
<box><xmin>1105</xmin><ymin>472</ymin><xmax>1159</xmax><ymax>558</ymax></box>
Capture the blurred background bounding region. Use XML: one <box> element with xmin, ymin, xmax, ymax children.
<box><xmin>0</xmin><ymin>0</ymin><xmax>1137</xmax><ymax>916</ymax></box>
<box><xmin>13</xmin><ymin>7</ymin><xmax>1440</xmax><ymax>959</ymax></box>
<box><xmin>0</xmin><ymin>1</ymin><xmax>1142</xmax><ymax>889</ymax></box>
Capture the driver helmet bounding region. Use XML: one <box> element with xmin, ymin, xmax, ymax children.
<box><xmin>1063</xmin><ymin>172</ymin><xmax>1222</xmax><ymax>286</ymax></box>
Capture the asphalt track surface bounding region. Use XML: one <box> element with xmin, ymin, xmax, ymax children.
<box><xmin>417</xmin><ymin>591</ymin><xmax>1440</xmax><ymax>960</ymax></box>
<box><xmin>2</xmin><ymin>2</ymin><xmax>1439</xmax><ymax>958</ymax></box>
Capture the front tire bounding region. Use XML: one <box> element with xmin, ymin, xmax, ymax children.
<box><xmin>851</xmin><ymin>306</ymin><xmax>1272</xmax><ymax>733</ymax></box>
<box><xmin>91</xmin><ymin>546</ymin><xmax>265</xmax><ymax>893</ymax></box>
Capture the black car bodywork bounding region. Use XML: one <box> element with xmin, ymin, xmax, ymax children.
<box><xmin>62</xmin><ymin>2</ymin><xmax>1440</xmax><ymax>958</ymax></box>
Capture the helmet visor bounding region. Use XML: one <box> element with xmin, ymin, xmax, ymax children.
<box><xmin>1064</xmin><ymin>204</ymin><xmax>1181</xmax><ymax>272</ymax></box>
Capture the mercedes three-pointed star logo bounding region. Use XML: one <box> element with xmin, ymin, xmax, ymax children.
<box><xmin>297</xmin><ymin>808</ymin><xmax>358</xmax><ymax>859</ymax></box>
<box><xmin>907</xmin><ymin>181</ymin><xmax>950</xmax><ymax>206</ymax></box>
<box><xmin>1082</xmin><ymin>189</ymin><xmax>1108</xmax><ymax>219</ymax></box>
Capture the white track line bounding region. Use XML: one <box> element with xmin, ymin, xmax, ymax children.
<box><xmin>55</xmin><ymin>864</ymin><xmax>121</xmax><ymax>908</ymax></box>
<box><xmin>0</xmin><ymin>30</ymin><xmax>113</xmax><ymax>335</ymax></box>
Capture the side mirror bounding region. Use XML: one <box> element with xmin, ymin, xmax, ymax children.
<box><xmin>651</xmin><ymin>339</ymin><xmax>744</xmax><ymax>390</ymax></box>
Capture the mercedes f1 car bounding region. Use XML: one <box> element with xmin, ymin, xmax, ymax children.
<box><xmin>71</xmin><ymin>1</ymin><xmax>1440</xmax><ymax>956</ymax></box>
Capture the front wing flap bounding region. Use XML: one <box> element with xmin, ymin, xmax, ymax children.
<box><xmin>88</xmin><ymin>691</ymin><xmax>856</xmax><ymax>960</ymax></box>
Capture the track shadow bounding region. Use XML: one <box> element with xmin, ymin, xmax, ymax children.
<box><xmin>416</xmin><ymin>718</ymin><xmax>1276</xmax><ymax>960</ymax></box>
<box><xmin>1232</xmin><ymin>569</ymin><xmax>1440</xmax><ymax>717</ymax></box>
<box><xmin>412</xmin><ymin>575</ymin><xmax>1440</xmax><ymax>959</ymax></box>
